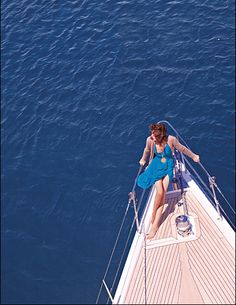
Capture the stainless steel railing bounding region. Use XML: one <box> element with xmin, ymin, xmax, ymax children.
<box><xmin>96</xmin><ymin>120</ymin><xmax>235</xmax><ymax>304</ymax></box>
<box><xmin>158</xmin><ymin>120</ymin><xmax>235</xmax><ymax>223</ymax></box>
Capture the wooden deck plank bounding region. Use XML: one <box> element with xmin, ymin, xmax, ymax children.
<box><xmin>169</xmin><ymin>267</ymin><xmax>181</xmax><ymax>304</ymax></box>
<box><xmin>163</xmin><ymin>250</ymin><xmax>181</xmax><ymax>304</ymax></box>
<box><xmin>149</xmin><ymin>244</ymin><xmax>175</xmax><ymax>303</ymax></box>
<box><xmin>186</xmin><ymin>191</ymin><xmax>235</xmax><ymax>304</ymax></box>
<box><xmin>186</xmin><ymin>191</ymin><xmax>235</xmax><ymax>261</ymax></box>
<box><xmin>188</xmin><ymin>265</ymin><xmax>214</xmax><ymax>304</ymax></box>
<box><xmin>146</xmin><ymin>246</ymin><xmax>165</xmax><ymax>302</ymax></box>
<box><xmin>177</xmin><ymin>242</ymin><xmax>204</xmax><ymax>304</ymax></box>
<box><xmin>121</xmin><ymin>189</ymin><xmax>235</xmax><ymax>304</ymax></box>
<box><xmin>156</xmin><ymin>244</ymin><xmax>180</xmax><ymax>304</ymax></box>
<box><xmin>126</xmin><ymin>248</ymin><xmax>143</xmax><ymax>304</ymax></box>
<box><xmin>196</xmin><ymin>232</ymin><xmax>235</xmax><ymax>280</ymax></box>
<box><xmin>187</xmin><ymin>241</ymin><xmax>235</xmax><ymax>303</ymax></box>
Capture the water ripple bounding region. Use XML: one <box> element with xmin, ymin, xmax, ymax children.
<box><xmin>2</xmin><ymin>0</ymin><xmax>235</xmax><ymax>303</ymax></box>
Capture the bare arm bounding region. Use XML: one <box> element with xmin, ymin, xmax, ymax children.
<box><xmin>171</xmin><ymin>136</ymin><xmax>200</xmax><ymax>162</ymax></box>
<box><xmin>139</xmin><ymin>137</ymin><xmax>151</xmax><ymax>165</ymax></box>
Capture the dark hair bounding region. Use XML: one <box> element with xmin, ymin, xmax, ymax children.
<box><xmin>149</xmin><ymin>123</ymin><xmax>167</xmax><ymax>144</ymax></box>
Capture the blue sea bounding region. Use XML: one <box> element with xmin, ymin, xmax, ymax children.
<box><xmin>1</xmin><ymin>0</ymin><xmax>235</xmax><ymax>304</ymax></box>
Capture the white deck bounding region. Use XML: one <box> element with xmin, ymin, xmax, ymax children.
<box><xmin>114</xmin><ymin>173</ymin><xmax>235</xmax><ymax>304</ymax></box>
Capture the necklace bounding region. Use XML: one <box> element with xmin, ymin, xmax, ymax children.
<box><xmin>161</xmin><ymin>152</ymin><xmax>167</xmax><ymax>163</ymax></box>
<box><xmin>156</xmin><ymin>144</ymin><xmax>167</xmax><ymax>163</ymax></box>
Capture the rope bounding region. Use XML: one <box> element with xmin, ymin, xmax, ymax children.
<box><xmin>175</xmin><ymin>152</ymin><xmax>189</xmax><ymax>215</ymax></box>
<box><xmin>218</xmin><ymin>204</ymin><xmax>236</xmax><ymax>229</ymax></box>
<box><xmin>108</xmin><ymin>189</ymin><xmax>146</xmax><ymax>302</ymax></box>
<box><xmin>143</xmin><ymin>224</ymin><xmax>147</xmax><ymax>305</ymax></box>
<box><xmin>157</xmin><ymin>120</ymin><xmax>192</xmax><ymax>150</ymax></box>
<box><xmin>97</xmin><ymin>120</ymin><xmax>235</xmax><ymax>304</ymax></box>
<box><xmin>96</xmin><ymin>166</ymin><xmax>144</xmax><ymax>304</ymax></box>
<box><xmin>131</xmin><ymin>165</ymin><xmax>143</xmax><ymax>192</ymax></box>
<box><xmin>184</xmin><ymin>157</ymin><xmax>235</xmax><ymax>215</ymax></box>
<box><xmin>158</xmin><ymin>120</ymin><xmax>235</xmax><ymax>215</ymax></box>
<box><xmin>95</xmin><ymin>202</ymin><xmax>131</xmax><ymax>304</ymax></box>
<box><xmin>198</xmin><ymin>162</ymin><xmax>235</xmax><ymax>213</ymax></box>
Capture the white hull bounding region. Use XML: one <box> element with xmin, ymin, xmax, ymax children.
<box><xmin>114</xmin><ymin>163</ymin><xmax>235</xmax><ymax>304</ymax></box>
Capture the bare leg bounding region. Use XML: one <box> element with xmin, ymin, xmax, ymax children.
<box><xmin>147</xmin><ymin>175</ymin><xmax>170</xmax><ymax>239</ymax></box>
<box><xmin>147</xmin><ymin>179</ymin><xmax>164</xmax><ymax>239</ymax></box>
<box><xmin>150</xmin><ymin>192</ymin><xmax>167</xmax><ymax>224</ymax></box>
<box><xmin>150</xmin><ymin>180</ymin><xmax>164</xmax><ymax>224</ymax></box>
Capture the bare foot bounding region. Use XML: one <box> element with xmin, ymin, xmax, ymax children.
<box><xmin>146</xmin><ymin>226</ymin><xmax>157</xmax><ymax>240</ymax></box>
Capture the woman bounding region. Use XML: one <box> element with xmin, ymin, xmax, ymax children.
<box><xmin>138</xmin><ymin>123</ymin><xmax>200</xmax><ymax>239</ymax></box>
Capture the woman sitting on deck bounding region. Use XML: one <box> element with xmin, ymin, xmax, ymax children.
<box><xmin>138</xmin><ymin>123</ymin><xmax>200</xmax><ymax>239</ymax></box>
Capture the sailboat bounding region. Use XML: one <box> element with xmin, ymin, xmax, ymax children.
<box><xmin>96</xmin><ymin>120</ymin><xmax>235</xmax><ymax>304</ymax></box>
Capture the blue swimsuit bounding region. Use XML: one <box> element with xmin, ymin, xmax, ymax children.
<box><xmin>137</xmin><ymin>143</ymin><xmax>174</xmax><ymax>189</ymax></box>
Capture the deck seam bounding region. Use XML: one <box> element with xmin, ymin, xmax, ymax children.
<box><xmin>150</xmin><ymin>244</ymin><xmax>176</xmax><ymax>303</ymax></box>
<box><xmin>187</xmin><ymin>242</ymin><xmax>232</xmax><ymax>303</ymax></box>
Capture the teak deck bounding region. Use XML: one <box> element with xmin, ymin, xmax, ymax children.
<box><xmin>121</xmin><ymin>190</ymin><xmax>235</xmax><ymax>304</ymax></box>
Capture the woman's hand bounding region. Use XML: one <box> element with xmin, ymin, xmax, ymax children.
<box><xmin>139</xmin><ymin>158</ymin><xmax>146</xmax><ymax>166</ymax></box>
<box><xmin>193</xmin><ymin>154</ymin><xmax>200</xmax><ymax>163</ymax></box>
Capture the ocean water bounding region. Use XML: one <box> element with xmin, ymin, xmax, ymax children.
<box><xmin>1</xmin><ymin>0</ymin><xmax>235</xmax><ymax>304</ymax></box>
